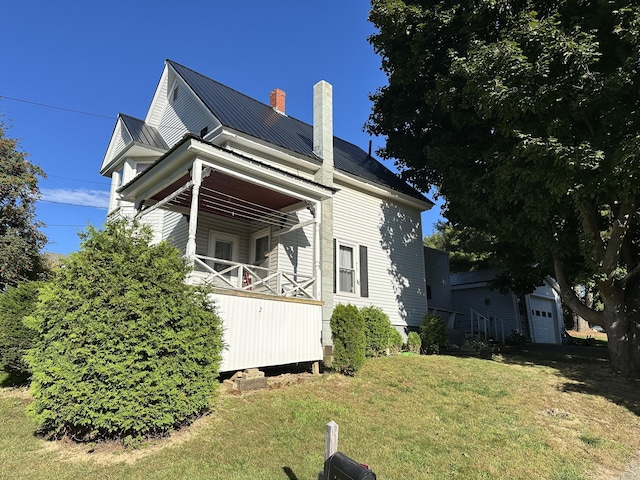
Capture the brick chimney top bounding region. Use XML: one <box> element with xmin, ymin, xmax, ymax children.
<box><xmin>270</xmin><ymin>88</ymin><xmax>286</xmax><ymax>114</ymax></box>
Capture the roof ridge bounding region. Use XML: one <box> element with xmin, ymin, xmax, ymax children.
<box><xmin>166</xmin><ymin>59</ymin><xmax>363</xmax><ymax>150</ymax></box>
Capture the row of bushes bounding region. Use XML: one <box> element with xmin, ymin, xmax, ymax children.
<box><xmin>330</xmin><ymin>304</ymin><xmax>448</xmax><ymax>375</ymax></box>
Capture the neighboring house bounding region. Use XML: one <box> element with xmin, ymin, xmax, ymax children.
<box><xmin>423</xmin><ymin>246</ymin><xmax>457</xmax><ymax>329</ymax></box>
<box><xmin>100</xmin><ymin>59</ymin><xmax>433</xmax><ymax>372</ymax></box>
<box><xmin>450</xmin><ymin>269</ymin><xmax>563</xmax><ymax>344</ymax></box>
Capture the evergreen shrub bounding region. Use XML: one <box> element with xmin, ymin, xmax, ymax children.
<box><xmin>420</xmin><ymin>314</ymin><xmax>448</xmax><ymax>354</ymax></box>
<box><xmin>361</xmin><ymin>306</ymin><xmax>392</xmax><ymax>357</ymax></box>
<box><xmin>406</xmin><ymin>331</ymin><xmax>422</xmax><ymax>354</ymax></box>
<box><xmin>330</xmin><ymin>304</ymin><xmax>366</xmax><ymax>375</ymax></box>
<box><xmin>388</xmin><ymin>327</ymin><xmax>403</xmax><ymax>355</ymax></box>
<box><xmin>0</xmin><ymin>281</ymin><xmax>40</xmax><ymax>376</ymax></box>
<box><xmin>25</xmin><ymin>220</ymin><xmax>224</xmax><ymax>442</ymax></box>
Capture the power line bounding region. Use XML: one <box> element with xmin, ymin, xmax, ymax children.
<box><xmin>38</xmin><ymin>199</ymin><xmax>108</xmax><ymax>209</ymax></box>
<box><xmin>46</xmin><ymin>174</ymin><xmax>111</xmax><ymax>186</ymax></box>
<box><xmin>1</xmin><ymin>95</ymin><xmax>116</xmax><ymax>120</ymax></box>
<box><xmin>45</xmin><ymin>224</ymin><xmax>87</xmax><ymax>227</ymax></box>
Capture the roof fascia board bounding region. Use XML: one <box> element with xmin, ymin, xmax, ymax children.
<box><xmin>166</xmin><ymin>61</ymin><xmax>221</xmax><ymax>132</ymax></box>
<box><xmin>217</xmin><ymin>128</ymin><xmax>320</xmax><ymax>171</ymax></box>
<box><xmin>333</xmin><ymin>170</ymin><xmax>432</xmax><ymax>211</ymax></box>
<box><xmin>120</xmin><ymin>137</ymin><xmax>334</xmax><ymax>204</ymax></box>
<box><xmin>192</xmin><ymin>141</ymin><xmax>333</xmax><ymax>201</ymax></box>
<box><xmin>144</xmin><ymin>64</ymin><xmax>170</xmax><ymax>126</ymax></box>
<box><xmin>100</xmin><ymin>116</ymin><xmax>127</xmax><ymax>174</ymax></box>
<box><xmin>100</xmin><ymin>141</ymin><xmax>167</xmax><ymax>176</ymax></box>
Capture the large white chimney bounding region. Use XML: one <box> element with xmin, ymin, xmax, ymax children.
<box><xmin>313</xmin><ymin>80</ymin><xmax>333</xmax><ymax>186</ymax></box>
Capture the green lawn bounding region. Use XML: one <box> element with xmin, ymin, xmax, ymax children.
<box><xmin>1</xmin><ymin>348</ymin><xmax>639</xmax><ymax>479</ymax></box>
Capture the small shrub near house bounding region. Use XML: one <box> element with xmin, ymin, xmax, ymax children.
<box><xmin>406</xmin><ymin>331</ymin><xmax>422</xmax><ymax>354</ymax></box>
<box><xmin>420</xmin><ymin>313</ymin><xmax>448</xmax><ymax>354</ymax></box>
<box><xmin>388</xmin><ymin>327</ymin><xmax>403</xmax><ymax>355</ymax></box>
<box><xmin>330</xmin><ymin>304</ymin><xmax>366</xmax><ymax>375</ymax></box>
<box><xmin>0</xmin><ymin>281</ymin><xmax>41</xmax><ymax>378</ymax></box>
<box><xmin>361</xmin><ymin>305</ymin><xmax>393</xmax><ymax>357</ymax></box>
<box><xmin>25</xmin><ymin>220</ymin><xmax>223</xmax><ymax>443</ymax></box>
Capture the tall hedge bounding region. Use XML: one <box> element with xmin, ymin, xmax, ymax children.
<box><xmin>330</xmin><ymin>304</ymin><xmax>366</xmax><ymax>375</ymax></box>
<box><xmin>0</xmin><ymin>281</ymin><xmax>40</xmax><ymax>376</ymax></box>
<box><xmin>361</xmin><ymin>306</ymin><xmax>392</xmax><ymax>357</ymax></box>
<box><xmin>25</xmin><ymin>220</ymin><xmax>223</xmax><ymax>442</ymax></box>
<box><xmin>420</xmin><ymin>314</ymin><xmax>448</xmax><ymax>354</ymax></box>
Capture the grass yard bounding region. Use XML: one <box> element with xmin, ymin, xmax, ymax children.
<box><xmin>1</xmin><ymin>346</ymin><xmax>640</xmax><ymax>479</ymax></box>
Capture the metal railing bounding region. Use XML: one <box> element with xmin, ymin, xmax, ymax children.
<box><xmin>193</xmin><ymin>255</ymin><xmax>316</xmax><ymax>299</ymax></box>
<box><xmin>468</xmin><ymin>309</ymin><xmax>505</xmax><ymax>344</ymax></box>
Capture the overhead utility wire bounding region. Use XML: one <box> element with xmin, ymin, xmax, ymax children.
<box><xmin>37</xmin><ymin>199</ymin><xmax>108</xmax><ymax>209</ymax></box>
<box><xmin>1</xmin><ymin>95</ymin><xmax>116</xmax><ymax>120</ymax></box>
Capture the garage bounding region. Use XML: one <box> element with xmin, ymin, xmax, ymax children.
<box><xmin>529</xmin><ymin>296</ymin><xmax>560</xmax><ymax>344</ymax></box>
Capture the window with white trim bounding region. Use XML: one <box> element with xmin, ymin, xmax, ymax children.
<box><xmin>337</xmin><ymin>242</ymin><xmax>356</xmax><ymax>294</ymax></box>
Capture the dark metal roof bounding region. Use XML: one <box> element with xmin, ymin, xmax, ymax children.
<box><xmin>167</xmin><ymin>60</ymin><xmax>430</xmax><ymax>203</ymax></box>
<box><xmin>120</xmin><ymin>113</ymin><xmax>169</xmax><ymax>150</ymax></box>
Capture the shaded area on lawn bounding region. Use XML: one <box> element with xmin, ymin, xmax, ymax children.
<box><xmin>495</xmin><ymin>344</ymin><xmax>640</xmax><ymax>417</ymax></box>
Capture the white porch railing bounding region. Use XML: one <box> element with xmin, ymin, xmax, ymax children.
<box><xmin>192</xmin><ymin>255</ymin><xmax>316</xmax><ymax>299</ymax></box>
<box><xmin>468</xmin><ymin>309</ymin><xmax>505</xmax><ymax>344</ymax></box>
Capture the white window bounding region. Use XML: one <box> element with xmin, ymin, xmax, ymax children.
<box><xmin>134</xmin><ymin>162</ymin><xmax>152</xmax><ymax>176</ymax></box>
<box><xmin>208</xmin><ymin>232</ymin><xmax>239</xmax><ymax>279</ymax></box>
<box><xmin>338</xmin><ymin>243</ymin><xmax>356</xmax><ymax>294</ymax></box>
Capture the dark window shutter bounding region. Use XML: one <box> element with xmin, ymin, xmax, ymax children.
<box><xmin>359</xmin><ymin>245</ymin><xmax>369</xmax><ymax>298</ymax></box>
<box><xmin>333</xmin><ymin>239</ymin><xmax>337</xmax><ymax>293</ymax></box>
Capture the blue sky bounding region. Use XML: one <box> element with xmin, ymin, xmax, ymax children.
<box><xmin>1</xmin><ymin>0</ymin><xmax>443</xmax><ymax>254</ymax></box>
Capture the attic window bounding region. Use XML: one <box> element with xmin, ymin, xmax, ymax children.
<box><xmin>200</xmin><ymin>126</ymin><xmax>208</xmax><ymax>138</ymax></box>
<box><xmin>173</xmin><ymin>86</ymin><xmax>179</xmax><ymax>101</ymax></box>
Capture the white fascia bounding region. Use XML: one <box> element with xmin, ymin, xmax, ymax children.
<box><xmin>333</xmin><ymin>170</ymin><xmax>432</xmax><ymax>212</ymax></box>
<box><xmin>217</xmin><ymin>128</ymin><xmax>320</xmax><ymax>175</ymax></box>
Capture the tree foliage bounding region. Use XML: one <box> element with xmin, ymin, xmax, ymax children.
<box><xmin>424</xmin><ymin>221</ymin><xmax>495</xmax><ymax>273</ymax></box>
<box><xmin>0</xmin><ymin>281</ymin><xmax>40</xmax><ymax>377</ymax></box>
<box><xmin>330</xmin><ymin>304</ymin><xmax>366</xmax><ymax>375</ymax></box>
<box><xmin>25</xmin><ymin>220</ymin><xmax>223</xmax><ymax>442</ymax></box>
<box><xmin>0</xmin><ymin>121</ymin><xmax>47</xmax><ymax>289</ymax></box>
<box><xmin>368</xmin><ymin>0</ymin><xmax>640</xmax><ymax>376</ymax></box>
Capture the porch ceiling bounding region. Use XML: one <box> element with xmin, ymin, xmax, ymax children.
<box><xmin>150</xmin><ymin>171</ymin><xmax>303</xmax><ymax>223</ymax></box>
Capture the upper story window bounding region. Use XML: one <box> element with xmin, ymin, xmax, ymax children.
<box><xmin>172</xmin><ymin>86</ymin><xmax>179</xmax><ymax>101</ymax></box>
<box><xmin>134</xmin><ymin>162</ymin><xmax>152</xmax><ymax>176</ymax></box>
<box><xmin>338</xmin><ymin>243</ymin><xmax>355</xmax><ymax>294</ymax></box>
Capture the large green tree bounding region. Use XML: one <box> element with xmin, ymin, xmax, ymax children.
<box><xmin>367</xmin><ymin>0</ymin><xmax>640</xmax><ymax>375</ymax></box>
<box><xmin>0</xmin><ymin>120</ymin><xmax>46</xmax><ymax>289</ymax></box>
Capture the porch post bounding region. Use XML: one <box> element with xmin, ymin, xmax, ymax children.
<box><xmin>314</xmin><ymin>201</ymin><xmax>322</xmax><ymax>300</ymax></box>
<box><xmin>185</xmin><ymin>159</ymin><xmax>202</xmax><ymax>261</ymax></box>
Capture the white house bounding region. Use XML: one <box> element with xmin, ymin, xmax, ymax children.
<box><xmin>450</xmin><ymin>269</ymin><xmax>564</xmax><ymax>344</ymax></box>
<box><xmin>100</xmin><ymin>60</ymin><xmax>433</xmax><ymax>372</ymax></box>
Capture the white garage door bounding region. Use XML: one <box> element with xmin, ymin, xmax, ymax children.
<box><xmin>529</xmin><ymin>297</ymin><xmax>558</xmax><ymax>344</ymax></box>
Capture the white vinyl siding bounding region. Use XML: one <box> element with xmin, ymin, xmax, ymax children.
<box><xmin>195</xmin><ymin>212</ymin><xmax>251</xmax><ymax>263</ymax></box>
<box><xmin>277</xmin><ymin>209</ymin><xmax>314</xmax><ymax>279</ymax></box>
<box><xmin>158</xmin><ymin>79</ymin><xmax>219</xmax><ymax>147</ymax></box>
<box><xmin>332</xmin><ymin>185</ymin><xmax>427</xmax><ymax>329</ymax></box>
<box><xmin>162</xmin><ymin>211</ymin><xmax>188</xmax><ymax>250</ymax></box>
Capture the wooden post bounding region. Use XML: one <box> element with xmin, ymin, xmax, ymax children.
<box><xmin>325</xmin><ymin>420</ymin><xmax>339</xmax><ymax>460</ymax></box>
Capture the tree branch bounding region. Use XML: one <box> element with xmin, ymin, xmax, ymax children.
<box><xmin>580</xmin><ymin>201</ymin><xmax>605</xmax><ymax>267</ymax></box>
<box><xmin>552</xmin><ymin>256</ymin><xmax>604</xmax><ymax>325</ymax></box>
<box><xmin>602</xmin><ymin>196</ymin><xmax>635</xmax><ymax>274</ymax></box>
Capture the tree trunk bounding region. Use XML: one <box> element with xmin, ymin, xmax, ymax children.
<box><xmin>572</xmin><ymin>285</ymin><xmax>591</xmax><ymax>332</ymax></box>
<box><xmin>602</xmin><ymin>280</ymin><xmax>640</xmax><ymax>377</ymax></box>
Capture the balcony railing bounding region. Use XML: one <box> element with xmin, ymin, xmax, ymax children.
<box><xmin>192</xmin><ymin>255</ymin><xmax>316</xmax><ymax>299</ymax></box>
